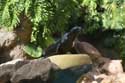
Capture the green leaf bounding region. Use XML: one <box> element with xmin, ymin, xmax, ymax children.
<box><xmin>23</xmin><ymin>43</ymin><xmax>42</xmax><ymax>58</ymax></box>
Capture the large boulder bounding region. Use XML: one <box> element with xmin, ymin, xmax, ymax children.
<box><xmin>0</xmin><ymin>14</ymin><xmax>32</xmax><ymax>64</ymax></box>
<box><xmin>11</xmin><ymin>59</ymin><xmax>57</xmax><ymax>83</ymax></box>
<box><xmin>0</xmin><ymin>30</ymin><xmax>17</xmax><ymax>64</ymax></box>
<box><xmin>0</xmin><ymin>44</ymin><xmax>28</xmax><ymax>64</ymax></box>
<box><xmin>0</xmin><ymin>59</ymin><xmax>29</xmax><ymax>83</ymax></box>
<box><xmin>0</xmin><ymin>54</ymin><xmax>92</xmax><ymax>83</ymax></box>
<box><xmin>0</xmin><ymin>29</ymin><xmax>30</xmax><ymax>64</ymax></box>
<box><xmin>0</xmin><ymin>30</ymin><xmax>17</xmax><ymax>49</ymax></box>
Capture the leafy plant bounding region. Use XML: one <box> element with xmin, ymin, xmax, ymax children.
<box><xmin>0</xmin><ymin>0</ymin><xmax>125</xmax><ymax>58</ymax></box>
<box><xmin>23</xmin><ymin>43</ymin><xmax>42</xmax><ymax>58</ymax></box>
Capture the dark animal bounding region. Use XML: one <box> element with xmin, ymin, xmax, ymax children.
<box><xmin>44</xmin><ymin>26</ymin><xmax>82</xmax><ymax>56</ymax></box>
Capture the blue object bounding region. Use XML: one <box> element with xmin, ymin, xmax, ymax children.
<box><xmin>53</xmin><ymin>64</ymin><xmax>92</xmax><ymax>83</ymax></box>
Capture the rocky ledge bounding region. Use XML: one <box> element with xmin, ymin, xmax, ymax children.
<box><xmin>0</xmin><ymin>54</ymin><xmax>92</xmax><ymax>83</ymax></box>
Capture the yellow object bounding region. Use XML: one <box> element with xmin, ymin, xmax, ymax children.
<box><xmin>48</xmin><ymin>54</ymin><xmax>92</xmax><ymax>70</ymax></box>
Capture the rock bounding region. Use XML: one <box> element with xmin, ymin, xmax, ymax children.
<box><xmin>0</xmin><ymin>50</ymin><xmax>11</xmax><ymax>64</ymax></box>
<box><xmin>0</xmin><ymin>59</ymin><xmax>29</xmax><ymax>83</ymax></box>
<box><xmin>0</xmin><ymin>30</ymin><xmax>18</xmax><ymax>64</ymax></box>
<box><xmin>102</xmin><ymin>60</ymin><xmax>123</xmax><ymax>75</ymax></box>
<box><xmin>11</xmin><ymin>54</ymin><xmax>91</xmax><ymax>83</ymax></box>
<box><xmin>0</xmin><ymin>54</ymin><xmax>91</xmax><ymax>83</ymax></box>
<box><xmin>96</xmin><ymin>73</ymin><xmax>125</xmax><ymax>83</ymax></box>
<box><xmin>77</xmin><ymin>59</ymin><xmax>125</xmax><ymax>83</ymax></box>
<box><xmin>0</xmin><ymin>44</ymin><xmax>28</xmax><ymax>64</ymax></box>
<box><xmin>10</xmin><ymin>44</ymin><xmax>28</xmax><ymax>60</ymax></box>
<box><xmin>0</xmin><ymin>31</ymin><xmax>17</xmax><ymax>49</ymax></box>
<box><xmin>11</xmin><ymin>59</ymin><xmax>57</xmax><ymax>83</ymax></box>
<box><xmin>114</xmin><ymin>73</ymin><xmax>125</xmax><ymax>83</ymax></box>
<box><xmin>0</xmin><ymin>14</ymin><xmax>32</xmax><ymax>64</ymax></box>
<box><xmin>99</xmin><ymin>75</ymin><xmax>114</xmax><ymax>83</ymax></box>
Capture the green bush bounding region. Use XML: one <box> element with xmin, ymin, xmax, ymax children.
<box><xmin>0</xmin><ymin>0</ymin><xmax>125</xmax><ymax>58</ymax></box>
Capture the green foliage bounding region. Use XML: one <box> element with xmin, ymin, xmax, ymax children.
<box><xmin>23</xmin><ymin>43</ymin><xmax>42</xmax><ymax>58</ymax></box>
<box><xmin>102</xmin><ymin>0</ymin><xmax>125</xmax><ymax>29</ymax></box>
<box><xmin>81</xmin><ymin>0</ymin><xmax>125</xmax><ymax>34</ymax></box>
<box><xmin>81</xmin><ymin>0</ymin><xmax>125</xmax><ymax>60</ymax></box>
<box><xmin>0</xmin><ymin>0</ymin><xmax>125</xmax><ymax>58</ymax></box>
<box><xmin>81</xmin><ymin>0</ymin><xmax>100</xmax><ymax>33</ymax></box>
<box><xmin>0</xmin><ymin>0</ymin><xmax>81</xmax><ymax>57</ymax></box>
<box><xmin>118</xmin><ymin>30</ymin><xmax>125</xmax><ymax>59</ymax></box>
